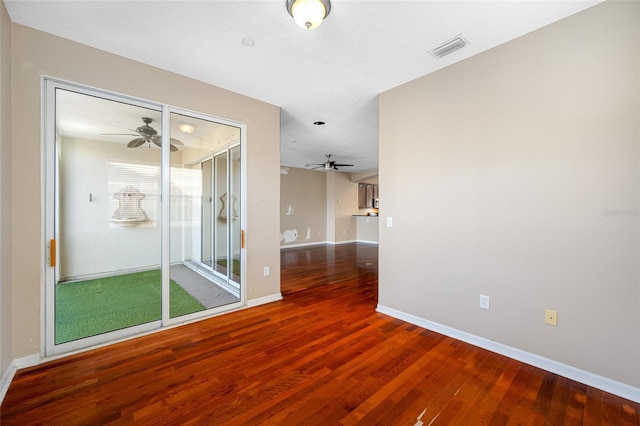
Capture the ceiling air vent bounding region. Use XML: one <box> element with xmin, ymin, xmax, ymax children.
<box><xmin>429</xmin><ymin>35</ymin><xmax>469</xmax><ymax>59</ymax></box>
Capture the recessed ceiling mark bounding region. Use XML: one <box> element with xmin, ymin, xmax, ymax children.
<box><xmin>242</xmin><ymin>38</ymin><xmax>255</xmax><ymax>47</ymax></box>
<box><xmin>313</xmin><ymin>121</ymin><xmax>325</xmax><ymax>126</ymax></box>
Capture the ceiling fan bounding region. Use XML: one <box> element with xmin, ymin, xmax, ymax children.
<box><xmin>305</xmin><ymin>154</ymin><xmax>354</xmax><ymax>171</ymax></box>
<box><xmin>103</xmin><ymin>117</ymin><xmax>184</xmax><ymax>152</ymax></box>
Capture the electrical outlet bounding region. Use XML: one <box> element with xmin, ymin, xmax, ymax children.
<box><xmin>263</xmin><ymin>266</ymin><xmax>270</xmax><ymax>276</ymax></box>
<box><xmin>479</xmin><ymin>294</ymin><xmax>490</xmax><ymax>310</ymax></box>
<box><xmin>545</xmin><ymin>309</ymin><xmax>558</xmax><ymax>326</ymax></box>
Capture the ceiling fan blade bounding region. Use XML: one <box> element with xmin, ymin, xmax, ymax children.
<box><xmin>152</xmin><ymin>139</ymin><xmax>162</xmax><ymax>148</ymax></box>
<box><xmin>170</xmin><ymin>144</ymin><xmax>178</xmax><ymax>152</ymax></box>
<box><xmin>307</xmin><ymin>156</ymin><xmax>353</xmax><ymax>170</ymax></box>
<box><xmin>127</xmin><ymin>138</ymin><xmax>146</xmax><ymax>148</ymax></box>
<box><xmin>102</xmin><ymin>133</ymin><xmax>139</xmax><ymax>136</ymax></box>
<box><xmin>151</xmin><ymin>135</ymin><xmax>184</xmax><ymax>147</ymax></box>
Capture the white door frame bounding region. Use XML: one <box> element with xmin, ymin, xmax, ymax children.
<box><xmin>42</xmin><ymin>77</ymin><xmax>247</xmax><ymax>356</ymax></box>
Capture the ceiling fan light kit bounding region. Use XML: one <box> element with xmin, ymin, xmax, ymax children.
<box><xmin>286</xmin><ymin>0</ymin><xmax>331</xmax><ymax>30</ymax></box>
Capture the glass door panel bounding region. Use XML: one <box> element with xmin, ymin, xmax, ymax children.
<box><xmin>53</xmin><ymin>88</ymin><xmax>162</xmax><ymax>345</ymax></box>
<box><xmin>229</xmin><ymin>145</ymin><xmax>241</xmax><ymax>285</ymax></box>
<box><xmin>213</xmin><ymin>151</ymin><xmax>228</xmax><ymax>277</ymax></box>
<box><xmin>201</xmin><ymin>159</ymin><xmax>213</xmax><ymax>268</ymax></box>
<box><xmin>168</xmin><ymin>112</ymin><xmax>241</xmax><ymax>319</ymax></box>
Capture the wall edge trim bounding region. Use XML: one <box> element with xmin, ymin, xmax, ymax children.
<box><xmin>280</xmin><ymin>240</ymin><xmax>378</xmax><ymax>250</ymax></box>
<box><xmin>0</xmin><ymin>360</ymin><xmax>16</xmax><ymax>405</ymax></box>
<box><xmin>280</xmin><ymin>241</ymin><xmax>331</xmax><ymax>249</ymax></box>
<box><xmin>247</xmin><ymin>293</ymin><xmax>282</xmax><ymax>307</ymax></box>
<box><xmin>0</xmin><ymin>354</ymin><xmax>41</xmax><ymax>404</ymax></box>
<box><xmin>376</xmin><ymin>304</ymin><xmax>640</xmax><ymax>404</ymax></box>
<box><xmin>355</xmin><ymin>240</ymin><xmax>379</xmax><ymax>245</ymax></box>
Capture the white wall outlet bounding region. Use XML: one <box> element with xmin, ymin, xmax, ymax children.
<box><xmin>386</xmin><ymin>217</ymin><xmax>393</xmax><ymax>228</ymax></box>
<box><xmin>479</xmin><ymin>294</ymin><xmax>490</xmax><ymax>310</ymax></box>
<box><xmin>263</xmin><ymin>266</ymin><xmax>270</xmax><ymax>276</ymax></box>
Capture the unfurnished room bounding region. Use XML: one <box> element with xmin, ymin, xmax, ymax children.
<box><xmin>0</xmin><ymin>0</ymin><xmax>638</xmax><ymax>424</ymax></box>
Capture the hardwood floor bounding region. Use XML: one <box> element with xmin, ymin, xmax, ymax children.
<box><xmin>280</xmin><ymin>243</ymin><xmax>378</xmax><ymax>295</ymax></box>
<box><xmin>2</xmin><ymin>243</ymin><xmax>638</xmax><ymax>425</ymax></box>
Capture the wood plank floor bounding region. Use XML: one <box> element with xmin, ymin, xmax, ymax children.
<box><xmin>2</xmin><ymin>243</ymin><xmax>639</xmax><ymax>425</ymax></box>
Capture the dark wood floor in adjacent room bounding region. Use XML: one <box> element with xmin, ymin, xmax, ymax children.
<box><xmin>2</xmin><ymin>243</ymin><xmax>638</xmax><ymax>425</ymax></box>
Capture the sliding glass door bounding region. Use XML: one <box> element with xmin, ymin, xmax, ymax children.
<box><xmin>44</xmin><ymin>79</ymin><xmax>245</xmax><ymax>355</ymax></box>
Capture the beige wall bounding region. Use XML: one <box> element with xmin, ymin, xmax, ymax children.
<box><xmin>280</xmin><ymin>166</ymin><xmax>327</xmax><ymax>246</ymax></box>
<box><xmin>0</xmin><ymin>0</ymin><xmax>12</xmax><ymax>379</ymax></box>
<box><xmin>280</xmin><ymin>167</ymin><xmax>360</xmax><ymax>246</ymax></box>
<box><xmin>10</xmin><ymin>24</ymin><xmax>281</xmax><ymax>358</ymax></box>
<box><xmin>379</xmin><ymin>1</ymin><xmax>639</xmax><ymax>388</ymax></box>
<box><xmin>354</xmin><ymin>216</ymin><xmax>379</xmax><ymax>244</ymax></box>
<box><xmin>333</xmin><ymin>171</ymin><xmax>358</xmax><ymax>243</ymax></box>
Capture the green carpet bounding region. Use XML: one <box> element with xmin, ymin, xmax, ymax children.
<box><xmin>55</xmin><ymin>270</ymin><xmax>205</xmax><ymax>344</ymax></box>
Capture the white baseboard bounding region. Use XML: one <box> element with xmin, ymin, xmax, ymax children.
<box><xmin>376</xmin><ymin>304</ymin><xmax>640</xmax><ymax>404</ymax></box>
<box><xmin>0</xmin><ymin>354</ymin><xmax>40</xmax><ymax>405</ymax></box>
<box><xmin>281</xmin><ymin>241</ymin><xmax>330</xmax><ymax>249</ymax></box>
<box><xmin>281</xmin><ymin>240</ymin><xmax>378</xmax><ymax>249</ymax></box>
<box><xmin>13</xmin><ymin>353</ymin><xmax>41</xmax><ymax>369</ymax></box>
<box><xmin>247</xmin><ymin>293</ymin><xmax>283</xmax><ymax>307</ymax></box>
<box><xmin>0</xmin><ymin>361</ymin><xmax>17</xmax><ymax>405</ymax></box>
<box><xmin>355</xmin><ymin>240</ymin><xmax>379</xmax><ymax>245</ymax></box>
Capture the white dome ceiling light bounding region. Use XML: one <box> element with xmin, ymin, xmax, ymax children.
<box><xmin>286</xmin><ymin>0</ymin><xmax>331</xmax><ymax>30</ymax></box>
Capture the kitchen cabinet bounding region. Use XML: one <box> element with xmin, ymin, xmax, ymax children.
<box><xmin>358</xmin><ymin>183</ymin><xmax>379</xmax><ymax>208</ymax></box>
<box><xmin>358</xmin><ymin>183</ymin><xmax>367</xmax><ymax>208</ymax></box>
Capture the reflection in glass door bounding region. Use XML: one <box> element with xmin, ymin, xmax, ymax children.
<box><xmin>44</xmin><ymin>79</ymin><xmax>245</xmax><ymax>355</ymax></box>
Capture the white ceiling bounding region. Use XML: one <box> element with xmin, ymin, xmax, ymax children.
<box><xmin>5</xmin><ymin>0</ymin><xmax>601</xmax><ymax>173</ymax></box>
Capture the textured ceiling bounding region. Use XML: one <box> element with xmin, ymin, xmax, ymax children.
<box><xmin>5</xmin><ymin>0</ymin><xmax>601</xmax><ymax>173</ymax></box>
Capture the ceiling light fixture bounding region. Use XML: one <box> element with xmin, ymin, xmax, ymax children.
<box><xmin>286</xmin><ymin>0</ymin><xmax>331</xmax><ymax>30</ymax></box>
<box><xmin>178</xmin><ymin>124</ymin><xmax>195</xmax><ymax>134</ymax></box>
